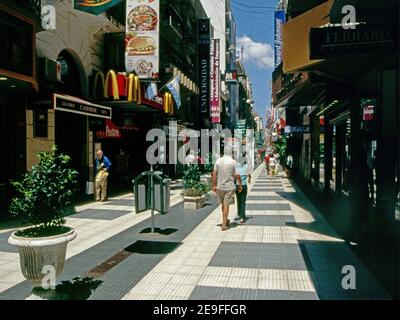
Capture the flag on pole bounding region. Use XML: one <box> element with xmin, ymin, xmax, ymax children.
<box><xmin>146</xmin><ymin>82</ymin><xmax>158</xmax><ymax>100</ymax></box>
<box><xmin>166</xmin><ymin>75</ymin><xmax>181</xmax><ymax>108</ymax></box>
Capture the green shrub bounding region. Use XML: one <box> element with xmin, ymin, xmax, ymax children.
<box><xmin>9</xmin><ymin>146</ymin><xmax>78</xmax><ymax>237</ymax></box>
<box><xmin>183</xmin><ymin>164</ymin><xmax>209</xmax><ymax>197</ymax></box>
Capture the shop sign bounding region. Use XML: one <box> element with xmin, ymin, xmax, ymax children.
<box><xmin>198</xmin><ymin>18</ymin><xmax>210</xmax><ymax>113</ymax></box>
<box><xmin>210</xmin><ymin>39</ymin><xmax>221</xmax><ymax>123</ymax></box>
<box><xmin>54</xmin><ymin>94</ymin><xmax>112</xmax><ymax>119</ymax></box>
<box><xmin>74</xmin><ymin>0</ymin><xmax>123</xmax><ymax>16</ymax></box>
<box><xmin>225</xmin><ymin>71</ymin><xmax>237</xmax><ymax>84</ymax></box>
<box><xmin>363</xmin><ymin>105</ymin><xmax>374</xmax><ymax>121</ymax></box>
<box><xmin>274</xmin><ymin>10</ymin><xmax>285</xmax><ymax>68</ymax></box>
<box><xmin>284</xmin><ymin>126</ymin><xmax>311</xmax><ymax>134</ymax></box>
<box><xmin>96</xmin><ymin>119</ymin><xmax>122</xmax><ymax>139</ymax></box>
<box><xmin>125</xmin><ymin>0</ymin><xmax>160</xmax><ymax>79</ymax></box>
<box><xmin>92</xmin><ymin>70</ymin><xmax>142</xmax><ymax>103</ymax></box>
<box><xmin>310</xmin><ymin>24</ymin><xmax>398</xmax><ymax>59</ymax></box>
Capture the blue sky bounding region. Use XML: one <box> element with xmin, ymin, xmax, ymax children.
<box><xmin>231</xmin><ymin>0</ymin><xmax>278</xmax><ymax>123</ymax></box>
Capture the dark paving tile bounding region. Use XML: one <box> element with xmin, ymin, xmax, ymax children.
<box><xmin>72</xmin><ymin>209</ymin><xmax>131</xmax><ymax>220</ymax></box>
<box><xmin>101</xmin><ymin>199</ymin><xmax>133</xmax><ymax>207</ymax></box>
<box><xmin>0</xmin><ymin>231</ymin><xmax>18</xmax><ymax>253</ymax></box>
<box><xmin>247</xmin><ymin>203</ymin><xmax>291</xmax><ymax>211</ymax></box>
<box><xmin>210</xmin><ymin>242</ymin><xmax>309</xmax><ymax>271</ymax></box>
<box><xmin>189</xmin><ymin>286</ymin><xmax>229</xmax><ymax>300</ymax></box>
<box><xmin>251</xmin><ymin>188</ymin><xmax>284</xmax><ymax>192</ymax></box>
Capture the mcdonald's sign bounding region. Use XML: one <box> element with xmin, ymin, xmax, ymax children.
<box><xmin>92</xmin><ymin>70</ymin><xmax>141</xmax><ymax>103</ymax></box>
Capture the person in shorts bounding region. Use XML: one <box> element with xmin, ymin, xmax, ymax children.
<box><xmin>212</xmin><ymin>146</ymin><xmax>242</xmax><ymax>231</ymax></box>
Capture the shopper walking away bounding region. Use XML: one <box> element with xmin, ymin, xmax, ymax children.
<box><xmin>265</xmin><ymin>154</ymin><xmax>271</xmax><ymax>178</ymax></box>
<box><xmin>212</xmin><ymin>146</ymin><xmax>242</xmax><ymax>231</ymax></box>
<box><xmin>95</xmin><ymin>149</ymin><xmax>112</xmax><ymax>202</ymax></box>
<box><xmin>235</xmin><ymin>155</ymin><xmax>251</xmax><ymax>224</ymax></box>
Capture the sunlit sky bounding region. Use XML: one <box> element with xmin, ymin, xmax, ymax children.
<box><xmin>232</xmin><ymin>0</ymin><xmax>278</xmax><ymax>124</ymax></box>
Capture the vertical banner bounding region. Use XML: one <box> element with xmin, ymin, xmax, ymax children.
<box><xmin>74</xmin><ymin>0</ymin><xmax>123</xmax><ymax>15</ymax></box>
<box><xmin>210</xmin><ymin>39</ymin><xmax>221</xmax><ymax>123</ymax></box>
<box><xmin>198</xmin><ymin>19</ymin><xmax>210</xmax><ymax>114</ymax></box>
<box><xmin>274</xmin><ymin>10</ymin><xmax>285</xmax><ymax>68</ymax></box>
<box><xmin>125</xmin><ymin>0</ymin><xmax>160</xmax><ymax>79</ymax></box>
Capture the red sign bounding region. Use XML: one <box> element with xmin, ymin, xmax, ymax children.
<box><xmin>96</xmin><ymin>120</ymin><xmax>121</xmax><ymax>139</ymax></box>
<box><xmin>363</xmin><ymin>105</ymin><xmax>374</xmax><ymax>121</ymax></box>
<box><xmin>210</xmin><ymin>39</ymin><xmax>221</xmax><ymax>123</ymax></box>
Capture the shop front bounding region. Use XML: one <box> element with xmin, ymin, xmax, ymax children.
<box><xmin>90</xmin><ymin>70</ymin><xmax>174</xmax><ymax>192</ymax></box>
<box><xmin>0</xmin><ymin>3</ymin><xmax>40</xmax><ymax>218</ymax></box>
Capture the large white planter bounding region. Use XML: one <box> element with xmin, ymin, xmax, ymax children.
<box><xmin>8</xmin><ymin>228</ymin><xmax>77</xmax><ymax>287</ymax></box>
<box><xmin>184</xmin><ymin>195</ymin><xmax>206</xmax><ymax>210</ymax></box>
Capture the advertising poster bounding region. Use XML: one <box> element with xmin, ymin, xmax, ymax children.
<box><xmin>274</xmin><ymin>10</ymin><xmax>285</xmax><ymax>68</ymax></box>
<box><xmin>74</xmin><ymin>0</ymin><xmax>123</xmax><ymax>15</ymax></box>
<box><xmin>210</xmin><ymin>39</ymin><xmax>221</xmax><ymax>123</ymax></box>
<box><xmin>125</xmin><ymin>0</ymin><xmax>160</xmax><ymax>79</ymax></box>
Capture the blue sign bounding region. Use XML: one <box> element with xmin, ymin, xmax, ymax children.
<box><xmin>274</xmin><ymin>10</ymin><xmax>285</xmax><ymax>68</ymax></box>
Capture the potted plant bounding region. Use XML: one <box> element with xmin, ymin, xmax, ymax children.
<box><xmin>8</xmin><ymin>146</ymin><xmax>78</xmax><ymax>287</ymax></box>
<box><xmin>183</xmin><ymin>164</ymin><xmax>210</xmax><ymax>210</ymax></box>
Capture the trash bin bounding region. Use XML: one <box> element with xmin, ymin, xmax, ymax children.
<box><xmin>153</xmin><ymin>171</ymin><xmax>171</xmax><ymax>215</ymax></box>
<box><xmin>133</xmin><ymin>170</ymin><xmax>170</xmax><ymax>215</ymax></box>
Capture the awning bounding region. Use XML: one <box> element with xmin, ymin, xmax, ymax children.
<box><xmin>100</xmin><ymin>96</ymin><xmax>164</xmax><ymax>113</ymax></box>
<box><xmin>53</xmin><ymin>94</ymin><xmax>112</xmax><ymax>119</ymax></box>
<box><xmin>282</xmin><ymin>0</ymin><xmax>334</xmax><ymax>73</ymax></box>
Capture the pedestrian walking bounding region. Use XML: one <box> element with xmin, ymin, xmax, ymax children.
<box><xmin>212</xmin><ymin>146</ymin><xmax>242</xmax><ymax>231</ymax></box>
<box><xmin>265</xmin><ymin>154</ymin><xmax>270</xmax><ymax>176</ymax></box>
<box><xmin>235</xmin><ymin>154</ymin><xmax>251</xmax><ymax>224</ymax></box>
<box><xmin>95</xmin><ymin>149</ymin><xmax>112</xmax><ymax>202</ymax></box>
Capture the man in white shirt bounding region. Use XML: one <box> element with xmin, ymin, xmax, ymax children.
<box><xmin>212</xmin><ymin>146</ymin><xmax>242</xmax><ymax>231</ymax></box>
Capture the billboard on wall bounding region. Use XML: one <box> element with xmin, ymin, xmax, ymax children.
<box><xmin>198</xmin><ymin>19</ymin><xmax>210</xmax><ymax>114</ymax></box>
<box><xmin>125</xmin><ymin>0</ymin><xmax>160</xmax><ymax>79</ymax></box>
<box><xmin>274</xmin><ymin>10</ymin><xmax>285</xmax><ymax>68</ymax></box>
<box><xmin>74</xmin><ymin>0</ymin><xmax>123</xmax><ymax>15</ymax></box>
<box><xmin>210</xmin><ymin>39</ymin><xmax>221</xmax><ymax>123</ymax></box>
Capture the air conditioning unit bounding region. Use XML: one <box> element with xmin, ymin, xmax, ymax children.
<box><xmin>38</xmin><ymin>57</ymin><xmax>61</xmax><ymax>83</ymax></box>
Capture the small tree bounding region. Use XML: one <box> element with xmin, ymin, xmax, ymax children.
<box><xmin>9</xmin><ymin>146</ymin><xmax>78</xmax><ymax>237</ymax></box>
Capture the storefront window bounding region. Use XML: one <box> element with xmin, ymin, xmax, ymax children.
<box><xmin>342</xmin><ymin>118</ymin><xmax>351</xmax><ymax>196</ymax></box>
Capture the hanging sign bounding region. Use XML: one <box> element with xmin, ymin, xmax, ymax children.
<box><xmin>74</xmin><ymin>0</ymin><xmax>123</xmax><ymax>15</ymax></box>
<box><xmin>210</xmin><ymin>39</ymin><xmax>221</xmax><ymax>123</ymax></box>
<box><xmin>125</xmin><ymin>0</ymin><xmax>160</xmax><ymax>79</ymax></box>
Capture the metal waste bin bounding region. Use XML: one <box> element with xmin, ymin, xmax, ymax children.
<box><xmin>153</xmin><ymin>171</ymin><xmax>171</xmax><ymax>214</ymax></box>
<box><xmin>133</xmin><ymin>170</ymin><xmax>171</xmax><ymax>215</ymax></box>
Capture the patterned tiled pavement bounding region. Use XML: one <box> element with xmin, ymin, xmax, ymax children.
<box><xmin>0</xmin><ymin>166</ymin><xmax>391</xmax><ymax>300</ymax></box>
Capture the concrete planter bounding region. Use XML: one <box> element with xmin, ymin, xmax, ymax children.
<box><xmin>8</xmin><ymin>228</ymin><xmax>77</xmax><ymax>287</ymax></box>
<box><xmin>184</xmin><ymin>195</ymin><xmax>206</xmax><ymax>210</ymax></box>
<box><xmin>201</xmin><ymin>174</ymin><xmax>212</xmax><ymax>186</ymax></box>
